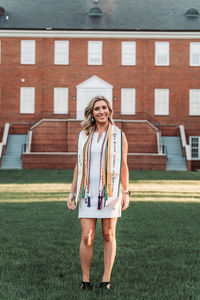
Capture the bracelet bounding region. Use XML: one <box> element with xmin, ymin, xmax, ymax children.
<box><xmin>123</xmin><ymin>190</ymin><xmax>130</xmax><ymax>195</ymax></box>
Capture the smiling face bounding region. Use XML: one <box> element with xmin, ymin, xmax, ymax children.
<box><xmin>92</xmin><ymin>100</ymin><xmax>110</xmax><ymax>125</ymax></box>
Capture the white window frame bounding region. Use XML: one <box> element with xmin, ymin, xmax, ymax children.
<box><xmin>54</xmin><ymin>87</ymin><xmax>68</xmax><ymax>114</ymax></box>
<box><xmin>189</xmin><ymin>89</ymin><xmax>200</xmax><ymax>116</ymax></box>
<box><xmin>54</xmin><ymin>41</ymin><xmax>69</xmax><ymax>65</ymax></box>
<box><xmin>88</xmin><ymin>41</ymin><xmax>102</xmax><ymax>65</ymax></box>
<box><xmin>154</xmin><ymin>89</ymin><xmax>169</xmax><ymax>115</ymax></box>
<box><xmin>21</xmin><ymin>40</ymin><xmax>36</xmax><ymax>64</ymax></box>
<box><xmin>121</xmin><ymin>41</ymin><xmax>136</xmax><ymax>66</ymax></box>
<box><xmin>155</xmin><ymin>42</ymin><xmax>170</xmax><ymax>66</ymax></box>
<box><xmin>190</xmin><ymin>42</ymin><xmax>200</xmax><ymax>66</ymax></box>
<box><xmin>189</xmin><ymin>136</ymin><xmax>200</xmax><ymax>160</ymax></box>
<box><xmin>121</xmin><ymin>88</ymin><xmax>136</xmax><ymax>115</ymax></box>
<box><xmin>20</xmin><ymin>87</ymin><xmax>35</xmax><ymax>114</ymax></box>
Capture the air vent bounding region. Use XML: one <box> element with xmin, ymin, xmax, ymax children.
<box><xmin>89</xmin><ymin>7</ymin><xmax>102</xmax><ymax>17</ymax></box>
<box><xmin>185</xmin><ymin>8</ymin><xmax>200</xmax><ymax>17</ymax></box>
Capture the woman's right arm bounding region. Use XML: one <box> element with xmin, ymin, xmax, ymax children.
<box><xmin>67</xmin><ymin>163</ymin><xmax>77</xmax><ymax>210</ymax></box>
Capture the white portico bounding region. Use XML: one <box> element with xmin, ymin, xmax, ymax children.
<box><xmin>76</xmin><ymin>75</ymin><xmax>113</xmax><ymax>120</ymax></box>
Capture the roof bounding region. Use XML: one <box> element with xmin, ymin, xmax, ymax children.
<box><xmin>0</xmin><ymin>0</ymin><xmax>200</xmax><ymax>31</ymax></box>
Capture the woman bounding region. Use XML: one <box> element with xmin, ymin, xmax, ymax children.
<box><xmin>67</xmin><ymin>96</ymin><xmax>130</xmax><ymax>290</ymax></box>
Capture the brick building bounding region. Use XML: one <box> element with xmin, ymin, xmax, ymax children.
<box><xmin>0</xmin><ymin>0</ymin><xmax>200</xmax><ymax>170</ymax></box>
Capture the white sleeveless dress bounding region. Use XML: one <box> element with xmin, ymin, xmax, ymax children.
<box><xmin>78</xmin><ymin>131</ymin><xmax>122</xmax><ymax>219</ymax></box>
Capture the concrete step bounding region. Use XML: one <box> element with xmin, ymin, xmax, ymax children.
<box><xmin>1</xmin><ymin>134</ymin><xmax>27</xmax><ymax>169</ymax></box>
<box><xmin>162</xmin><ymin>136</ymin><xmax>187</xmax><ymax>171</ymax></box>
<box><xmin>166</xmin><ymin>166</ymin><xmax>188</xmax><ymax>171</ymax></box>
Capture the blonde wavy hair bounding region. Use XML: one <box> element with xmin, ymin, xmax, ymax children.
<box><xmin>81</xmin><ymin>96</ymin><xmax>114</xmax><ymax>135</ymax></box>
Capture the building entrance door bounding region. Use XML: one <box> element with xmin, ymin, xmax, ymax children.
<box><xmin>76</xmin><ymin>75</ymin><xmax>113</xmax><ymax>120</ymax></box>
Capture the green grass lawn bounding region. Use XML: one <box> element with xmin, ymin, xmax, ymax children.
<box><xmin>0</xmin><ymin>169</ymin><xmax>200</xmax><ymax>183</ymax></box>
<box><xmin>0</xmin><ymin>170</ymin><xmax>200</xmax><ymax>300</ymax></box>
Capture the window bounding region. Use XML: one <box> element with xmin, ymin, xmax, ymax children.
<box><xmin>189</xmin><ymin>137</ymin><xmax>200</xmax><ymax>159</ymax></box>
<box><xmin>54</xmin><ymin>41</ymin><xmax>69</xmax><ymax>65</ymax></box>
<box><xmin>20</xmin><ymin>87</ymin><xmax>35</xmax><ymax>114</ymax></box>
<box><xmin>88</xmin><ymin>41</ymin><xmax>102</xmax><ymax>65</ymax></box>
<box><xmin>155</xmin><ymin>42</ymin><xmax>169</xmax><ymax>66</ymax></box>
<box><xmin>154</xmin><ymin>89</ymin><xmax>169</xmax><ymax>115</ymax></box>
<box><xmin>189</xmin><ymin>89</ymin><xmax>200</xmax><ymax>115</ymax></box>
<box><xmin>190</xmin><ymin>43</ymin><xmax>200</xmax><ymax>66</ymax></box>
<box><xmin>121</xmin><ymin>42</ymin><xmax>136</xmax><ymax>66</ymax></box>
<box><xmin>21</xmin><ymin>40</ymin><xmax>35</xmax><ymax>64</ymax></box>
<box><xmin>121</xmin><ymin>88</ymin><xmax>136</xmax><ymax>115</ymax></box>
<box><xmin>54</xmin><ymin>88</ymin><xmax>68</xmax><ymax>114</ymax></box>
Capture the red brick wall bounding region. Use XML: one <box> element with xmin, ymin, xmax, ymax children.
<box><xmin>186</xmin><ymin>160</ymin><xmax>191</xmax><ymax>171</ymax></box>
<box><xmin>22</xmin><ymin>153</ymin><xmax>166</xmax><ymax>170</ymax></box>
<box><xmin>31</xmin><ymin>121</ymin><xmax>68</xmax><ymax>152</ymax></box>
<box><xmin>191</xmin><ymin>160</ymin><xmax>200</xmax><ymax>171</ymax></box>
<box><xmin>186</xmin><ymin>128</ymin><xmax>200</xmax><ymax>144</ymax></box>
<box><xmin>0</xmin><ymin>37</ymin><xmax>200</xmax><ymax>135</ymax></box>
<box><xmin>127</xmin><ymin>154</ymin><xmax>166</xmax><ymax>170</ymax></box>
<box><xmin>157</xmin><ymin>125</ymin><xmax>179</xmax><ymax>136</ymax></box>
<box><xmin>118</xmin><ymin>121</ymin><xmax>158</xmax><ymax>153</ymax></box>
<box><xmin>30</xmin><ymin>120</ymin><xmax>158</xmax><ymax>153</ymax></box>
<box><xmin>22</xmin><ymin>153</ymin><xmax>77</xmax><ymax>169</ymax></box>
<box><xmin>66</xmin><ymin>121</ymin><xmax>82</xmax><ymax>152</ymax></box>
<box><xmin>0</xmin><ymin>36</ymin><xmax>199</xmax><ymax>171</ymax></box>
<box><xmin>0</xmin><ymin>128</ymin><xmax>3</xmax><ymax>141</ymax></box>
<box><xmin>9</xmin><ymin>124</ymin><xmax>30</xmax><ymax>134</ymax></box>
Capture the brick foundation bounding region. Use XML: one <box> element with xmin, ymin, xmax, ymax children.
<box><xmin>191</xmin><ymin>160</ymin><xmax>200</xmax><ymax>171</ymax></box>
<box><xmin>30</xmin><ymin>119</ymin><xmax>159</xmax><ymax>153</ymax></box>
<box><xmin>22</xmin><ymin>153</ymin><xmax>77</xmax><ymax>169</ymax></box>
<box><xmin>127</xmin><ymin>154</ymin><xmax>166</xmax><ymax>170</ymax></box>
<box><xmin>22</xmin><ymin>152</ymin><xmax>166</xmax><ymax>170</ymax></box>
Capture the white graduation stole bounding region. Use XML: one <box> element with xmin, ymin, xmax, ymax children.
<box><xmin>75</xmin><ymin>125</ymin><xmax>122</xmax><ymax>206</ymax></box>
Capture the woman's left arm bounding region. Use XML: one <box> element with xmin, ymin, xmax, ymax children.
<box><xmin>121</xmin><ymin>132</ymin><xmax>130</xmax><ymax>211</ymax></box>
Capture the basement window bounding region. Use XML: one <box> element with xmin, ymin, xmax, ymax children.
<box><xmin>189</xmin><ymin>137</ymin><xmax>200</xmax><ymax>160</ymax></box>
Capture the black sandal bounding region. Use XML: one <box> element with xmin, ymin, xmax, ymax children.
<box><xmin>99</xmin><ymin>281</ymin><xmax>111</xmax><ymax>290</ymax></box>
<box><xmin>80</xmin><ymin>281</ymin><xmax>92</xmax><ymax>291</ymax></box>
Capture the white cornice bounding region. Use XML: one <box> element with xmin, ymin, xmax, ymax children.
<box><xmin>0</xmin><ymin>30</ymin><xmax>200</xmax><ymax>39</ymax></box>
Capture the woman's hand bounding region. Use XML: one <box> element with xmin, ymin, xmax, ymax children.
<box><xmin>67</xmin><ymin>193</ymin><xmax>76</xmax><ymax>210</ymax></box>
<box><xmin>121</xmin><ymin>193</ymin><xmax>129</xmax><ymax>211</ymax></box>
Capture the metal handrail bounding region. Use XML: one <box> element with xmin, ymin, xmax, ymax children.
<box><xmin>0</xmin><ymin>123</ymin><xmax>10</xmax><ymax>159</ymax></box>
<box><xmin>157</xmin><ymin>130</ymin><xmax>163</xmax><ymax>154</ymax></box>
<box><xmin>162</xmin><ymin>145</ymin><xmax>168</xmax><ymax>160</ymax></box>
<box><xmin>21</xmin><ymin>144</ymin><xmax>26</xmax><ymax>158</ymax></box>
<box><xmin>179</xmin><ymin>125</ymin><xmax>191</xmax><ymax>160</ymax></box>
<box><xmin>27</xmin><ymin>110</ymin><xmax>161</xmax><ymax>128</ymax></box>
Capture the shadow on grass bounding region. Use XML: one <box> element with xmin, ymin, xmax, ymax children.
<box><xmin>0</xmin><ymin>201</ymin><xmax>200</xmax><ymax>299</ymax></box>
<box><xmin>0</xmin><ymin>169</ymin><xmax>200</xmax><ymax>184</ymax></box>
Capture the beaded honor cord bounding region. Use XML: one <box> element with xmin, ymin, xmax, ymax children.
<box><xmin>85</xmin><ymin>126</ymin><xmax>96</xmax><ymax>207</ymax></box>
<box><xmin>86</xmin><ymin>122</ymin><xmax>110</xmax><ymax>209</ymax></box>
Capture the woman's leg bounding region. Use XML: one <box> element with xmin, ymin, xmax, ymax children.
<box><xmin>101</xmin><ymin>218</ymin><xmax>117</xmax><ymax>283</ymax></box>
<box><xmin>80</xmin><ymin>218</ymin><xmax>97</xmax><ymax>282</ymax></box>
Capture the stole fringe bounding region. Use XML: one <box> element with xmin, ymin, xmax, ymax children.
<box><xmin>97</xmin><ymin>196</ymin><xmax>101</xmax><ymax>209</ymax></box>
<box><xmin>87</xmin><ymin>196</ymin><xmax>91</xmax><ymax>207</ymax></box>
